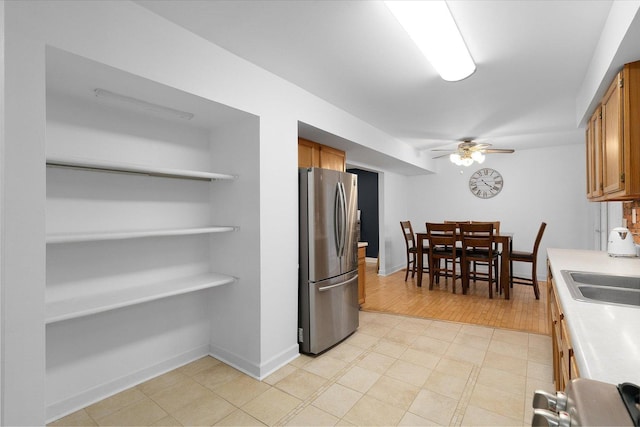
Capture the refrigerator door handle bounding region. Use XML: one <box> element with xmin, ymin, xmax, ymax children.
<box><xmin>334</xmin><ymin>182</ymin><xmax>347</xmax><ymax>257</ymax></box>
<box><xmin>339</xmin><ymin>182</ymin><xmax>347</xmax><ymax>256</ymax></box>
<box><xmin>318</xmin><ymin>274</ymin><xmax>358</xmax><ymax>292</ymax></box>
<box><xmin>334</xmin><ymin>183</ymin><xmax>341</xmax><ymax>256</ymax></box>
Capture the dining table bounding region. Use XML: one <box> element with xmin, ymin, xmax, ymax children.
<box><xmin>415</xmin><ymin>231</ymin><xmax>514</xmax><ymax>299</ymax></box>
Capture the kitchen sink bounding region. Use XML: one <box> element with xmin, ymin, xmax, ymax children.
<box><xmin>561</xmin><ymin>270</ymin><xmax>640</xmax><ymax>308</ymax></box>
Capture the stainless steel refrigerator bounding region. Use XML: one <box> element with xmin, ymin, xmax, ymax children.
<box><xmin>298</xmin><ymin>167</ymin><xmax>359</xmax><ymax>354</ymax></box>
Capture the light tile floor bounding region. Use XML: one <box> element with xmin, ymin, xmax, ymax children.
<box><xmin>50</xmin><ymin>311</ymin><xmax>553</xmax><ymax>426</ymax></box>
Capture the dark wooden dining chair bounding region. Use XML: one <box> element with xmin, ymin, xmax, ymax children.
<box><xmin>510</xmin><ymin>222</ymin><xmax>547</xmax><ymax>299</ymax></box>
<box><xmin>460</xmin><ymin>222</ymin><xmax>500</xmax><ymax>298</ymax></box>
<box><xmin>443</xmin><ymin>220</ymin><xmax>469</xmax><ymax>272</ymax></box>
<box><xmin>426</xmin><ymin>222</ymin><xmax>461</xmax><ymax>293</ymax></box>
<box><xmin>470</xmin><ymin>221</ymin><xmax>501</xmax><ymax>292</ymax></box>
<box><xmin>400</xmin><ymin>221</ymin><xmax>428</xmax><ymax>281</ymax></box>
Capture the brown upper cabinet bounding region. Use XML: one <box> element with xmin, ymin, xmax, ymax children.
<box><xmin>602</xmin><ymin>73</ymin><xmax>625</xmax><ymax>195</ymax></box>
<box><xmin>587</xmin><ymin>61</ymin><xmax>640</xmax><ymax>200</ymax></box>
<box><xmin>298</xmin><ymin>138</ymin><xmax>346</xmax><ymax>172</ymax></box>
<box><xmin>586</xmin><ymin>106</ymin><xmax>603</xmax><ymax>199</ymax></box>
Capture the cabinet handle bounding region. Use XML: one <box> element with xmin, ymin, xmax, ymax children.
<box><xmin>621</xmin><ymin>172</ymin><xmax>625</xmax><ymax>183</ymax></box>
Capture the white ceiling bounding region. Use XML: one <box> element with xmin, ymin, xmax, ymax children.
<box><xmin>136</xmin><ymin>0</ymin><xmax>636</xmax><ymax>161</ymax></box>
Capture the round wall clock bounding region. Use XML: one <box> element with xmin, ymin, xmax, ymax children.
<box><xmin>469</xmin><ymin>168</ymin><xmax>503</xmax><ymax>199</ymax></box>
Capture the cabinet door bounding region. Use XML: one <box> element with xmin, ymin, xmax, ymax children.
<box><xmin>623</xmin><ymin>61</ymin><xmax>640</xmax><ymax>198</ymax></box>
<box><xmin>549</xmin><ymin>280</ymin><xmax>562</xmax><ymax>390</ymax></box>
<box><xmin>358</xmin><ymin>246</ymin><xmax>366</xmax><ymax>305</ymax></box>
<box><xmin>602</xmin><ymin>73</ymin><xmax>625</xmax><ymax>194</ymax></box>
<box><xmin>586</xmin><ymin>119</ymin><xmax>593</xmax><ymax>198</ymax></box>
<box><xmin>586</xmin><ymin>106</ymin><xmax>603</xmax><ymax>199</ymax></box>
<box><xmin>319</xmin><ymin>145</ymin><xmax>346</xmax><ymax>171</ymax></box>
<box><xmin>298</xmin><ymin>138</ymin><xmax>320</xmax><ymax>168</ymax></box>
<box><xmin>299</xmin><ymin>138</ymin><xmax>346</xmax><ymax>171</ymax></box>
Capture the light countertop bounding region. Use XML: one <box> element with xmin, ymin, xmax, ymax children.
<box><xmin>358</xmin><ymin>242</ymin><xmax>368</xmax><ymax>248</ymax></box>
<box><xmin>546</xmin><ymin>248</ymin><xmax>640</xmax><ymax>386</ymax></box>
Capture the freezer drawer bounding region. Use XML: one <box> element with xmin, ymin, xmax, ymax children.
<box><xmin>299</xmin><ymin>271</ymin><xmax>359</xmax><ymax>354</ymax></box>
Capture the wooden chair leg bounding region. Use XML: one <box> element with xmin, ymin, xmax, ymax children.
<box><xmin>404</xmin><ymin>253</ymin><xmax>410</xmax><ymax>281</ymax></box>
<box><xmin>411</xmin><ymin>252</ymin><xmax>417</xmax><ymax>278</ymax></box>
<box><xmin>509</xmin><ymin>258</ymin><xmax>513</xmax><ymax>288</ymax></box>
<box><xmin>451</xmin><ymin>259</ymin><xmax>457</xmax><ymax>294</ymax></box>
<box><xmin>462</xmin><ymin>260</ymin><xmax>469</xmax><ymax>294</ymax></box>
<box><xmin>487</xmin><ymin>260</ymin><xmax>494</xmax><ymax>299</ymax></box>
<box><xmin>532</xmin><ymin>259</ymin><xmax>540</xmax><ymax>299</ymax></box>
<box><xmin>428</xmin><ymin>257</ymin><xmax>435</xmax><ymax>290</ymax></box>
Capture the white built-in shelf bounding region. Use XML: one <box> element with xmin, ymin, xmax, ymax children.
<box><xmin>45</xmin><ymin>273</ymin><xmax>236</xmax><ymax>324</ymax></box>
<box><xmin>47</xmin><ymin>226</ymin><xmax>237</xmax><ymax>244</ymax></box>
<box><xmin>46</xmin><ymin>155</ymin><xmax>237</xmax><ymax>181</ymax></box>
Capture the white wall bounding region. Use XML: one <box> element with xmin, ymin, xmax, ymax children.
<box><xmin>2</xmin><ymin>1</ymin><xmax>424</xmax><ymax>424</ymax></box>
<box><xmin>208</xmin><ymin>115</ymin><xmax>267</xmax><ymax>376</ymax></box>
<box><xmin>407</xmin><ymin>142</ymin><xmax>591</xmax><ymax>281</ymax></box>
<box><xmin>378</xmin><ymin>171</ymin><xmax>412</xmax><ymax>275</ymax></box>
<box><xmin>2</xmin><ymin>5</ymin><xmax>47</xmax><ymax>424</ymax></box>
<box><xmin>0</xmin><ymin>1</ymin><xmax>613</xmax><ymax>424</ymax></box>
<box><xmin>45</xmin><ymin>87</ymin><xmax>224</xmax><ymax>418</ymax></box>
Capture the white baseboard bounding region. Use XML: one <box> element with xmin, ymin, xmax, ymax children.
<box><xmin>46</xmin><ymin>340</ymin><xmax>301</xmax><ymax>423</ymax></box>
<box><xmin>46</xmin><ymin>344</ymin><xmax>209</xmax><ymax>423</ymax></box>
<box><xmin>208</xmin><ymin>342</ymin><xmax>299</xmax><ymax>380</ymax></box>
<box><xmin>257</xmin><ymin>344</ymin><xmax>300</xmax><ymax>380</ymax></box>
<box><xmin>379</xmin><ymin>264</ymin><xmax>405</xmax><ymax>276</ymax></box>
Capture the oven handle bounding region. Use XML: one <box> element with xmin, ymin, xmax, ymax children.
<box><xmin>618</xmin><ymin>383</ymin><xmax>640</xmax><ymax>426</ymax></box>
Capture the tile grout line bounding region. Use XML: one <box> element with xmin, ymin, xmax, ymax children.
<box><xmin>276</xmin><ymin>341</ymin><xmax>379</xmax><ymax>425</ymax></box>
<box><xmin>450</xmin><ymin>363</ymin><xmax>481</xmax><ymax>426</ymax></box>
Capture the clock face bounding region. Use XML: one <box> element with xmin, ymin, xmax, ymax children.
<box><xmin>469</xmin><ymin>168</ymin><xmax>503</xmax><ymax>199</ymax></box>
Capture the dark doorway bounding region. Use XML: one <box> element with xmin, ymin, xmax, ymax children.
<box><xmin>347</xmin><ymin>168</ymin><xmax>379</xmax><ymax>258</ymax></box>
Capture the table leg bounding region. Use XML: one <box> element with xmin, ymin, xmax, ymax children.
<box><xmin>501</xmin><ymin>240</ymin><xmax>511</xmax><ymax>299</ymax></box>
<box><xmin>417</xmin><ymin>242</ymin><xmax>423</xmax><ymax>287</ymax></box>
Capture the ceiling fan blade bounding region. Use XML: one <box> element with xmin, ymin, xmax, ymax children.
<box><xmin>432</xmin><ymin>153</ymin><xmax>452</xmax><ymax>159</ymax></box>
<box><xmin>469</xmin><ymin>143</ymin><xmax>491</xmax><ymax>151</ymax></box>
<box><xmin>430</xmin><ymin>149</ymin><xmax>454</xmax><ymax>152</ymax></box>
<box><xmin>483</xmin><ymin>148</ymin><xmax>515</xmax><ymax>154</ymax></box>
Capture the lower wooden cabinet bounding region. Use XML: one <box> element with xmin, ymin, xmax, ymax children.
<box><xmin>358</xmin><ymin>245</ymin><xmax>366</xmax><ymax>305</ymax></box>
<box><xmin>547</xmin><ymin>262</ymin><xmax>580</xmax><ymax>391</ymax></box>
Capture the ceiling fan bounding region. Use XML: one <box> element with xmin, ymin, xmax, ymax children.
<box><xmin>432</xmin><ymin>139</ymin><xmax>515</xmax><ymax>166</ymax></box>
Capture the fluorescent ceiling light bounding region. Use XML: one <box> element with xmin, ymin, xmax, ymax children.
<box><xmin>385</xmin><ymin>0</ymin><xmax>476</xmax><ymax>81</ymax></box>
<box><xmin>94</xmin><ymin>88</ymin><xmax>194</xmax><ymax>120</ymax></box>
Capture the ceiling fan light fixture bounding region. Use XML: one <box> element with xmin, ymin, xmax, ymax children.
<box><xmin>384</xmin><ymin>0</ymin><xmax>476</xmax><ymax>81</ymax></box>
<box><xmin>435</xmin><ymin>140</ymin><xmax>514</xmax><ymax>166</ymax></box>
<box><xmin>461</xmin><ymin>157</ymin><xmax>474</xmax><ymax>167</ymax></box>
<box><xmin>471</xmin><ymin>151</ymin><xmax>485</xmax><ymax>163</ymax></box>
<box><xmin>448</xmin><ymin>148</ymin><xmax>483</xmax><ymax>167</ymax></box>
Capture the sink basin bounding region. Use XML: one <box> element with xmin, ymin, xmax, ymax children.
<box><xmin>561</xmin><ymin>270</ymin><xmax>640</xmax><ymax>307</ymax></box>
<box><xmin>568</xmin><ymin>271</ymin><xmax>640</xmax><ymax>290</ymax></box>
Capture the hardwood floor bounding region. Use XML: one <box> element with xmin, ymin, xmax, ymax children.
<box><xmin>361</xmin><ymin>262</ymin><xmax>549</xmax><ymax>335</ymax></box>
